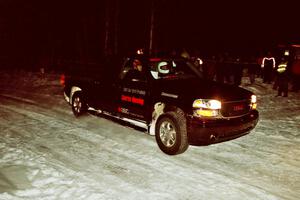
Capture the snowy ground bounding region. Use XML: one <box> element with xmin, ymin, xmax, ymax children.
<box><xmin>0</xmin><ymin>69</ymin><xmax>299</xmax><ymax>200</ymax></box>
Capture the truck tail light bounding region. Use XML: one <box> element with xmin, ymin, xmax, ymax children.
<box><xmin>60</xmin><ymin>74</ymin><xmax>65</xmax><ymax>86</ymax></box>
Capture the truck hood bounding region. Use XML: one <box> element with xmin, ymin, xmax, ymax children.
<box><xmin>155</xmin><ymin>78</ymin><xmax>253</xmax><ymax>102</ymax></box>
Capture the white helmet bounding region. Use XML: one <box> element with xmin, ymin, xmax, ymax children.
<box><xmin>158</xmin><ymin>61</ymin><xmax>169</xmax><ymax>74</ymax></box>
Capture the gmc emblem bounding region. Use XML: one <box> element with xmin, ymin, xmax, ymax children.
<box><xmin>233</xmin><ymin>104</ymin><xmax>244</xmax><ymax>111</ymax></box>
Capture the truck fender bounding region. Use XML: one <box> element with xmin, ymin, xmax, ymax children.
<box><xmin>149</xmin><ymin>102</ymin><xmax>165</xmax><ymax>135</ymax></box>
<box><xmin>70</xmin><ymin>86</ymin><xmax>82</xmax><ymax>105</ymax></box>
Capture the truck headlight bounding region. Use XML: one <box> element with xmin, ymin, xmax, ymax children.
<box><xmin>192</xmin><ymin>99</ymin><xmax>221</xmax><ymax>117</ymax></box>
<box><xmin>250</xmin><ymin>95</ymin><xmax>257</xmax><ymax>109</ymax></box>
<box><xmin>251</xmin><ymin>95</ymin><xmax>256</xmax><ymax>104</ymax></box>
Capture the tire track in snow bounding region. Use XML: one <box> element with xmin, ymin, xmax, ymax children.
<box><xmin>0</xmin><ymin>95</ymin><xmax>180</xmax><ymax>199</ymax></box>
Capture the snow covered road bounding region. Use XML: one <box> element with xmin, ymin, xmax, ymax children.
<box><xmin>0</xmin><ymin>71</ymin><xmax>299</xmax><ymax>200</ymax></box>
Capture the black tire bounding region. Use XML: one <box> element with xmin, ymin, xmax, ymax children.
<box><xmin>71</xmin><ymin>92</ymin><xmax>87</xmax><ymax>117</ymax></box>
<box><xmin>155</xmin><ymin>111</ymin><xmax>189</xmax><ymax>155</ymax></box>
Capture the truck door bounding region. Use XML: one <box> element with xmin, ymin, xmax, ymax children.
<box><xmin>118</xmin><ymin>58</ymin><xmax>148</xmax><ymax>121</ymax></box>
<box><xmin>87</xmin><ymin>65</ymin><xmax>120</xmax><ymax>112</ymax></box>
<box><xmin>92</xmin><ymin>77</ymin><xmax>119</xmax><ymax>111</ymax></box>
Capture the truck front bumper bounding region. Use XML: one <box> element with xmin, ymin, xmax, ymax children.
<box><xmin>187</xmin><ymin>110</ymin><xmax>259</xmax><ymax>145</ymax></box>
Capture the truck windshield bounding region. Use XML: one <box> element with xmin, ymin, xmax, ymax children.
<box><xmin>149</xmin><ymin>58</ymin><xmax>202</xmax><ymax>80</ymax></box>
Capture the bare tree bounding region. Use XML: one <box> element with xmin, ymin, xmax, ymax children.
<box><xmin>113</xmin><ymin>0</ymin><xmax>119</xmax><ymax>55</ymax></box>
<box><xmin>149</xmin><ymin>0</ymin><xmax>155</xmax><ymax>56</ymax></box>
<box><xmin>104</xmin><ymin>0</ymin><xmax>111</xmax><ymax>56</ymax></box>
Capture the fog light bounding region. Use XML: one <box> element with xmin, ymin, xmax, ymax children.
<box><xmin>194</xmin><ymin>109</ymin><xmax>219</xmax><ymax>117</ymax></box>
<box><xmin>251</xmin><ymin>95</ymin><xmax>257</xmax><ymax>104</ymax></box>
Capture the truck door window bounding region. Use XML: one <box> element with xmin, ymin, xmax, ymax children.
<box><xmin>122</xmin><ymin>59</ymin><xmax>146</xmax><ymax>82</ymax></box>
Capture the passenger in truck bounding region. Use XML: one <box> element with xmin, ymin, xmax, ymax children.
<box><xmin>125</xmin><ymin>59</ymin><xmax>145</xmax><ymax>81</ymax></box>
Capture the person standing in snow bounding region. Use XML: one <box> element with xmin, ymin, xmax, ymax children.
<box><xmin>275</xmin><ymin>57</ymin><xmax>289</xmax><ymax>97</ymax></box>
<box><xmin>248</xmin><ymin>56</ymin><xmax>259</xmax><ymax>84</ymax></box>
<box><xmin>204</xmin><ymin>55</ymin><xmax>217</xmax><ymax>81</ymax></box>
<box><xmin>261</xmin><ymin>52</ymin><xmax>276</xmax><ymax>83</ymax></box>
<box><xmin>232</xmin><ymin>56</ymin><xmax>243</xmax><ymax>86</ymax></box>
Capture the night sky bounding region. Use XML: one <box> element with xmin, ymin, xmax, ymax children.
<box><xmin>0</xmin><ymin>0</ymin><xmax>299</xmax><ymax>68</ymax></box>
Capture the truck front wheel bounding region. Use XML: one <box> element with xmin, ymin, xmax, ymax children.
<box><xmin>155</xmin><ymin>111</ymin><xmax>189</xmax><ymax>155</ymax></box>
<box><xmin>72</xmin><ymin>92</ymin><xmax>87</xmax><ymax>117</ymax></box>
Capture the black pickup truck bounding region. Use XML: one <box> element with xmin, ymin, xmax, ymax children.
<box><xmin>61</xmin><ymin>55</ymin><xmax>259</xmax><ymax>155</ymax></box>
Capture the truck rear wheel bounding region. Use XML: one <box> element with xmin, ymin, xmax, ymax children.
<box><xmin>72</xmin><ymin>92</ymin><xmax>87</xmax><ymax>117</ymax></box>
<box><xmin>155</xmin><ymin>111</ymin><xmax>189</xmax><ymax>155</ymax></box>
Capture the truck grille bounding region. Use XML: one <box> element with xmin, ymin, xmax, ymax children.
<box><xmin>221</xmin><ymin>100</ymin><xmax>251</xmax><ymax>117</ymax></box>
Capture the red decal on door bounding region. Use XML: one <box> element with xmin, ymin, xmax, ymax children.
<box><xmin>121</xmin><ymin>95</ymin><xmax>131</xmax><ymax>102</ymax></box>
<box><xmin>121</xmin><ymin>95</ymin><xmax>144</xmax><ymax>105</ymax></box>
<box><xmin>132</xmin><ymin>97</ymin><xmax>144</xmax><ymax>105</ymax></box>
<box><xmin>117</xmin><ymin>107</ymin><xmax>122</xmax><ymax>112</ymax></box>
